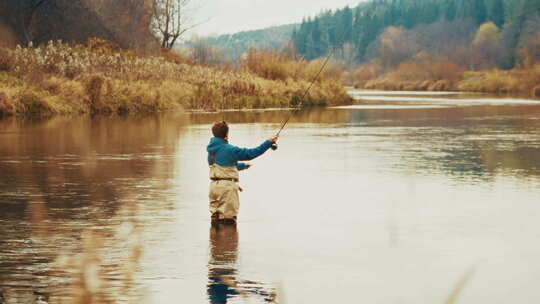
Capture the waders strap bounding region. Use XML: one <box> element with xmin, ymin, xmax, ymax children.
<box><xmin>210</xmin><ymin>177</ymin><xmax>239</xmax><ymax>182</ymax></box>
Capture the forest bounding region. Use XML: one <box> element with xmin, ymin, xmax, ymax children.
<box><xmin>290</xmin><ymin>0</ymin><xmax>540</xmax><ymax>93</ymax></box>
<box><xmin>293</xmin><ymin>0</ymin><xmax>537</xmax><ymax>66</ymax></box>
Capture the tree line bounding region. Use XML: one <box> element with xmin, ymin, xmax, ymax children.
<box><xmin>292</xmin><ymin>0</ymin><xmax>540</xmax><ymax>68</ymax></box>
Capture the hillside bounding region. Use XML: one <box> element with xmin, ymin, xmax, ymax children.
<box><xmin>292</xmin><ymin>0</ymin><xmax>539</xmax><ymax>68</ymax></box>
<box><xmin>188</xmin><ymin>24</ymin><xmax>297</xmax><ymax>61</ymax></box>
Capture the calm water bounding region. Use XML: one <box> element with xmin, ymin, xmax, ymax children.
<box><xmin>2</xmin><ymin>90</ymin><xmax>540</xmax><ymax>303</ymax></box>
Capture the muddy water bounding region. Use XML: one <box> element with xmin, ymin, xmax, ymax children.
<box><xmin>1</xmin><ymin>91</ymin><xmax>540</xmax><ymax>303</ymax></box>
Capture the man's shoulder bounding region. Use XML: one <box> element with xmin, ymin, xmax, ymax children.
<box><xmin>215</xmin><ymin>143</ymin><xmax>240</xmax><ymax>154</ymax></box>
<box><xmin>223</xmin><ymin>143</ymin><xmax>242</xmax><ymax>153</ymax></box>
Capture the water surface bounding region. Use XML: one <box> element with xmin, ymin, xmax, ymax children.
<box><xmin>1</xmin><ymin>90</ymin><xmax>540</xmax><ymax>303</ymax></box>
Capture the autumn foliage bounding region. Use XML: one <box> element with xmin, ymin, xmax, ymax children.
<box><xmin>0</xmin><ymin>40</ymin><xmax>352</xmax><ymax>116</ymax></box>
<box><xmin>239</xmin><ymin>48</ymin><xmax>344</xmax><ymax>83</ymax></box>
<box><xmin>351</xmin><ymin>21</ymin><xmax>540</xmax><ymax>95</ymax></box>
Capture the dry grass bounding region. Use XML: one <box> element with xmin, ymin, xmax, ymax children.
<box><xmin>350</xmin><ymin>63</ymin><xmax>384</xmax><ymax>88</ymax></box>
<box><xmin>240</xmin><ymin>48</ymin><xmax>345</xmax><ymax>83</ymax></box>
<box><xmin>241</xmin><ymin>48</ymin><xmax>304</xmax><ymax>81</ymax></box>
<box><xmin>458</xmin><ymin>66</ymin><xmax>540</xmax><ymax>96</ymax></box>
<box><xmin>358</xmin><ymin>59</ymin><xmax>466</xmax><ymax>91</ymax></box>
<box><xmin>0</xmin><ymin>40</ymin><xmax>352</xmax><ymax>116</ymax></box>
<box><xmin>353</xmin><ymin>55</ymin><xmax>540</xmax><ymax>96</ymax></box>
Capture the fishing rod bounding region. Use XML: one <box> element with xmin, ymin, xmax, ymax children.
<box><xmin>271</xmin><ymin>43</ymin><xmax>340</xmax><ymax>151</ymax></box>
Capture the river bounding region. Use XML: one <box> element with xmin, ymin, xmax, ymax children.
<box><xmin>1</xmin><ymin>90</ymin><xmax>540</xmax><ymax>304</ymax></box>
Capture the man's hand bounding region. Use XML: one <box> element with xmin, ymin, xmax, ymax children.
<box><xmin>269</xmin><ymin>135</ymin><xmax>279</xmax><ymax>143</ymax></box>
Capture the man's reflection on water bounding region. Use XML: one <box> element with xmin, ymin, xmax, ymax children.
<box><xmin>207</xmin><ymin>223</ymin><xmax>277</xmax><ymax>304</ymax></box>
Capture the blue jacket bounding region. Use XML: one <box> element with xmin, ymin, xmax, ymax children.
<box><xmin>207</xmin><ymin>137</ymin><xmax>272</xmax><ymax>170</ymax></box>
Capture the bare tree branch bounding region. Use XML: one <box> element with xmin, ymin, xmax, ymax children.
<box><xmin>151</xmin><ymin>0</ymin><xmax>201</xmax><ymax>49</ymax></box>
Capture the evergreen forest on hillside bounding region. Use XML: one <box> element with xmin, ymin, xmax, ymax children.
<box><xmin>292</xmin><ymin>0</ymin><xmax>539</xmax><ymax>69</ymax></box>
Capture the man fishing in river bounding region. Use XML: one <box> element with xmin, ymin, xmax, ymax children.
<box><xmin>207</xmin><ymin>121</ymin><xmax>278</xmax><ymax>224</ymax></box>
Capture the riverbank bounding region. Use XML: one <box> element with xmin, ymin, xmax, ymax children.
<box><xmin>0</xmin><ymin>41</ymin><xmax>352</xmax><ymax>117</ymax></box>
<box><xmin>352</xmin><ymin>62</ymin><xmax>540</xmax><ymax>97</ymax></box>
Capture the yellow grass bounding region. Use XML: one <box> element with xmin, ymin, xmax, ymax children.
<box><xmin>458</xmin><ymin>66</ymin><xmax>540</xmax><ymax>96</ymax></box>
<box><xmin>353</xmin><ymin>58</ymin><xmax>540</xmax><ymax>96</ymax></box>
<box><xmin>357</xmin><ymin>60</ymin><xmax>466</xmax><ymax>91</ymax></box>
<box><xmin>241</xmin><ymin>48</ymin><xmax>344</xmax><ymax>83</ymax></box>
<box><xmin>0</xmin><ymin>40</ymin><xmax>352</xmax><ymax>116</ymax></box>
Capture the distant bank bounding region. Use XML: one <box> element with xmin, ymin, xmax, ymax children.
<box><xmin>351</xmin><ymin>66</ymin><xmax>540</xmax><ymax>98</ymax></box>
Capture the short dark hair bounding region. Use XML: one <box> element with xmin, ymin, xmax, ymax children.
<box><xmin>212</xmin><ymin>121</ymin><xmax>229</xmax><ymax>139</ymax></box>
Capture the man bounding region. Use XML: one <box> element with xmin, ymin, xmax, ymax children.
<box><xmin>207</xmin><ymin>121</ymin><xmax>278</xmax><ymax>224</ymax></box>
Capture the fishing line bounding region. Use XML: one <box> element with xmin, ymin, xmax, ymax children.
<box><xmin>271</xmin><ymin>39</ymin><xmax>343</xmax><ymax>151</ymax></box>
<box><xmin>276</xmin><ymin>50</ymin><xmax>335</xmax><ymax>137</ymax></box>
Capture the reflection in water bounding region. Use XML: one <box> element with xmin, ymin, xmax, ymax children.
<box><xmin>187</xmin><ymin>104</ymin><xmax>540</xmax><ymax>182</ymax></box>
<box><xmin>0</xmin><ymin>114</ymin><xmax>187</xmax><ymax>303</ymax></box>
<box><xmin>1</xmin><ymin>94</ymin><xmax>540</xmax><ymax>303</ymax></box>
<box><xmin>207</xmin><ymin>223</ymin><xmax>276</xmax><ymax>304</ymax></box>
<box><xmin>0</xmin><ymin>199</ymin><xmax>145</xmax><ymax>304</ymax></box>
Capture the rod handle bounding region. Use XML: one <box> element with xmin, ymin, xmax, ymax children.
<box><xmin>271</xmin><ymin>143</ymin><xmax>278</xmax><ymax>151</ymax></box>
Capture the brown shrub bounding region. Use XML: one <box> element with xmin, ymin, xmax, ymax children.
<box><xmin>428</xmin><ymin>80</ymin><xmax>452</xmax><ymax>91</ymax></box>
<box><xmin>425</xmin><ymin>61</ymin><xmax>466</xmax><ymax>82</ymax></box>
<box><xmin>17</xmin><ymin>91</ymin><xmax>51</xmax><ymax>114</ymax></box>
<box><xmin>389</xmin><ymin>61</ymin><xmax>427</xmax><ymax>81</ymax></box>
<box><xmin>520</xmin><ymin>32</ymin><xmax>540</xmax><ymax>69</ymax></box>
<box><xmin>533</xmin><ymin>85</ymin><xmax>540</xmax><ymax>97</ymax></box>
<box><xmin>0</xmin><ymin>48</ymin><xmax>13</xmax><ymax>71</ymax></box>
<box><xmin>0</xmin><ymin>92</ymin><xmax>15</xmax><ymax>116</ymax></box>
<box><xmin>240</xmin><ymin>48</ymin><xmax>346</xmax><ymax>85</ymax></box>
<box><xmin>42</xmin><ymin>77</ymin><xmax>88</xmax><ymax>111</ymax></box>
<box><xmin>84</xmin><ymin>74</ymin><xmax>105</xmax><ymax>112</ymax></box>
<box><xmin>357</xmin><ymin>57</ymin><xmax>466</xmax><ymax>91</ymax></box>
<box><xmin>160</xmin><ymin>48</ymin><xmax>191</xmax><ymax>65</ymax></box>
<box><xmin>304</xmin><ymin>58</ymin><xmax>344</xmax><ymax>83</ymax></box>
<box><xmin>457</xmin><ymin>66</ymin><xmax>540</xmax><ymax>95</ymax></box>
<box><xmin>390</xmin><ymin>60</ymin><xmax>465</xmax><ymax>82</ymax></box>
<box><xmin>241</xmin><ymin>48</ymin><xmax>296</xmax><ymax>81</ymax></box>
<box><xmin>352</xmin><ymin>63</ymin><xmax>384</xmax><ymax>87</ymax></box>
<box><xmin>87</xmin><ymin>38</ymin><xmax>123</xmax><ymax>54</ymax></box>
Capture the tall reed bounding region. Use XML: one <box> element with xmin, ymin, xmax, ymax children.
<box><xmin>0</xmin><ymin>40</ymin><xmax>352</xmax><ymax>116</ymax></box>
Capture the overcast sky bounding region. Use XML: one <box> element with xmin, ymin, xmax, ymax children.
<box><xmin>191</xmin><ymin>0</ymin><xmax>361</xmax><ymax>37</ymax></box>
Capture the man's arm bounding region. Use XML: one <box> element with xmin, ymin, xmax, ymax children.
<box><xmin>232</xmin><ymin>141</ymin><xmax>272</xmax><ymax>161</ymax></box>
<box><xmin>231</xmin><ymin>136</ymin><xmax>278</xmax><ymax>161</ymax></box>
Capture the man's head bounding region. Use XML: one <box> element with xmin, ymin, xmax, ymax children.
<box><xmin>212</xmin><ymin>121</ymin><xmax>229</xmax><ymax>139</ymax></box>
